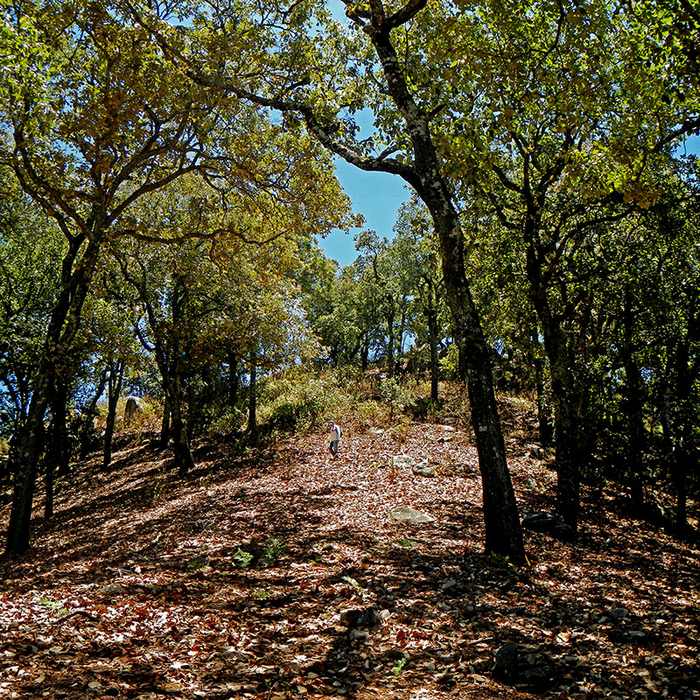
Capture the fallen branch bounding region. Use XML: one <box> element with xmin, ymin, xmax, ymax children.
<box><xmin>51</xmin><ymin>609</ymin><xmax>99</xmax><ymax>627</ymax></box>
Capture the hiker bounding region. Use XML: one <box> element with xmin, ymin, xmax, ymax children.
<box><xmin>328</xmin><ymin>421</ymin><xmax>342</xmax><ymax>456</ymax></box>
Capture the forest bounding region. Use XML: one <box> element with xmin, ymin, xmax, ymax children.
<box><xmin>0</xmin><ymin>0</ymin><xmax>698</xmax><ymax>698</ymax></box>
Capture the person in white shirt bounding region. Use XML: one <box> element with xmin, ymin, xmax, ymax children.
<box><xmin>328</xmin><ymin>421</ymin><xmax>342</xmax><ymax>456</ymax></box>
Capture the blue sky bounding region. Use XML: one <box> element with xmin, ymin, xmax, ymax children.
<box><xmin>317</xmin><ymin>159</ymin><xmax>409</xmax><ymax>267</ymax></box>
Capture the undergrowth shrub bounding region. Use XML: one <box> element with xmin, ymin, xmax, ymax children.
<box><xmin>208</xmin><ymin>408</ymin><xmax>246</xmax><ymax>438</ymax></box>
<box><xmin>379</xmin><ymin>377</ymin><xmax>416</xmax><ymax>420</ymax></box>
<box><xmin>97</xmin><ymin>397</ymin><xmax>161</xmax><ymax>434</ymax></box>
<box><xmin>259</xmin><ymin>369</ymin><xmax>353</xmax><ymax>432</ymax></box>
<box><xmin>388</xmin><ymin>415</ymin><xmax>412</xmax><ymax>444</ymax></box>
<box><xmin>354</xmin><ymin>400</ymin><xmax>389</xmax><ymax>427</ymax></box>
<box><xmin>439</xmin><ymin>344</ymin><xmax>460</xmax><ymax>379</ymax></box>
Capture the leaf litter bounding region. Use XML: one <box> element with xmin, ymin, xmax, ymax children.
<box><xmin>0</xmin><ymin>415</ymin><xmax>698</xmax><ymax>699</ymax></box>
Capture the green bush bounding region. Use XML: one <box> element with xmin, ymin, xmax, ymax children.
<box><xmin>379</xmin><ymin>377</ymin><xmax>415</xmax><ymax>419</ymax></box>
<box><xmin>354</xmin><ymin>400</ymin><xmax>389</xmax><ymax>426</ymax></box>
<box><xmin>261</xmin><ymin>537</ymin><xmax>286</xmax><ymax>566</ymax></box>
<box><xmin>259</xmin><ymin>369</ymin><xmax>352</xmax><ymax>431</ymax></box>
<box><xmin>207</xmin><ymin>407</ymin><xmax>245</xmax><ymax>437</ymax></box>
<box><xmin>439</xmin><ymin>343</ymin><xmax>460</xmax><ymax>379</ymax></box>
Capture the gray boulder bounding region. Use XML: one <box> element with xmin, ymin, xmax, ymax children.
<box><xmin>124</xmin><ymin>396</ymin><xmax>145</xmax><ymax>424</ymax></box>
<box><xmin>412</xmin><ymin>461</ymin><xmax>435</xmax><ymax>477</ymax></box>
<box><xmin>389</xmin><ymin>506</ymin><xmax>435</xmax><ymax>524</ymax></box>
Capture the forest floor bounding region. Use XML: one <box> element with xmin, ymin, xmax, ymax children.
<box><xmin>1</xmin><ymin>403</ymin><xmax>698</xmax><ymax>700</ymax></box>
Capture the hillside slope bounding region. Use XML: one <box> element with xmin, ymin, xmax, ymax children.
<box><xmin>1</xmin><ymin>419</ymin><xmax>698</xmax><ymax>699</ymax></box>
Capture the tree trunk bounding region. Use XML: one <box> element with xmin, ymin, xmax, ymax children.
<box><xmin>79</xmin><ymin>367</ymin><xmax>108</xmax><ymax>458</ymax></box>
<box><xmin>366</xmin><ymin>18</ymin><xmax>524</xmax><ymax>563</ymax></box>
<box><xmin>440</xmin><ymin>258</ymin><xmax>524</xmax><ymax>561</ymax></box>
<box><xmin>228</xmin><ymin>352</ymin><xmax>239</xmax><ymax>408</ymax></box>
<box><xmin>671</xmin><ymin>451</ymin><xmax>688</xmax><ymax>530</ymax></box>
<box><xmin>361</xmin><ymin>332</ymin><xmax>369</xmax><ymax>371</ymax></box>
<box><xmin>622</xmin><ymin>288</ymin><xmax>645</xmax><ymax>508</ymax></box>
<box><xmin>524</xmin><ymin>218</ymin><xmax>581</xmax><ymax>535</ymax></box>
<box><xmin>159</xmin><ymin>395</ymin><xmax>171</xmax><ymax>449</ymax></box>
<box><xmin>50</xmin><ymin>382</ymin><xmax>71</xmax><ymax>478</ymax></box>
<box><xmin>386</xmin><ymin>306</ymin><xmax>395</xmax><ymax>377</ymax></box>
<box><xmin>44</xmin><ymin>451</ymin><xmax>54</xmax><ymax>522</ymax></box>
<box><xmin>248</xmin><ymin>349</ymin><xmax>257</xmax><ymax>440</ymax></box>
<box><xmin>168</xmin><ymin>377</ymin><xmax>194</xmax><ymax>478</ymax></box>
<box><xmin>670</xmin><ymin>320</ymin><xmax>694</xmax><ymax>530</ymax></box>
<box><xmin>529</xmin><ymin>331</ymin><xmax>553</xmax><ymax>448</ymax></box>
<box><xmin>6</xmin><ymin>237</ymin><xmax>100</xmax><ymax>556</ymax></box>
<box><xmin>6</xmin><ymin>381</ymin><xmax>48</xmax><ymax>554</ymax></box>
<box><xmin>398</xmin><ymin>295</ymin><xmax>408</xmax><ymax>359</ymax></box>
<box><xmin>44</xmin><ymin>381</ymin><xmax>70</xmax><ymax>520</ymax></box>
<box><xmin>551</xmin><ymin>381</ymin><xmax>581</xmax><ymax>535</ymax></box>
<box><xmin>102</xmin><ymin>359</ymin><xmax>125</xmax><ymax>471</ymax></box>
<box><xmin>534</xmin><ymin>357</ymin><xmax>553</xmax><ymax>447</ymax></box>
<box><xmin>428</xmin><ymin>304</ymin><xmax>439</xmax><ymax>402</ymax></box>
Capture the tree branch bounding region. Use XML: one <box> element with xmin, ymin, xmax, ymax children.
<box><xmin>386</xmin><ymin>0</ymin><xmax>428</xmax><ymax>30</ymax></box>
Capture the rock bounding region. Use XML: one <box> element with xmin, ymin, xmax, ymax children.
<box><xmin>392</xmin><ymin>455</ymin><xmax>434</xmax><ymax>476</ymax></box>
<box><xmin>124</xmin><ymin>396</ymin><xmax>144</xmax><ymax>424</ymax></box>
<box><xmin>522</xmin><ymin>512</ymin><xmax>557</xmax><ymax>530</ymax></box>
<box><xmin>412</xmin><ymin>461</ymin><xmax>435</xmax><ymax>477</ymax></box>
<box><xmin>391</xmin><ymin>455</ymin><xmax>413</xmax><ymax>469</ymax></box>
<box><xmin>493</xmin><ymin>642</ymin><xmax>559</xmax><ymax>690</ymax></box>
<box><xmin>493</xmin><ymin>643</ymin><xmax>520</xmax><ymax>681</ymax></box>
<box><xmin>522</xmin><ymin>511</ymin><xmax>575</xmax><ymax>540</ymax></box>
<box><xmin>607</xmin><ymin>626</ymin><xmax>654</xmax><ymax>646</ymax></box>
<box><xmin>340</xmin><ymin>607</ymin><xmax>383</xmax><ymax>629</ymax></box>
<box><xmin>349</xmin><ymin>629</ymin><xmax>369</xmax><ymax>641</ymax></box>
<box><xmin>440</xmin><ymin>577</ymin><xmax>460</xmax><ymax>592</ymax></box>
<box><xmin>609</xmin><ymin>607</ymin><xmax>630</xmax><ymax>621</ymax></box>
<box><xmin>389</xmin><ymin>506</ymin><xmax>436</xmax><ymax>524</ymax></box>
<box><xmin>527</xmin><ymin>444</ymin><xmax>544</xmax><ymax>459</ymax></box>
<box><xmin>441</xmin><ymin>425</ymin><xmax>456</xmax><ymax>432</ymax></box>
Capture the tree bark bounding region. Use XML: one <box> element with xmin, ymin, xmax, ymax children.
<box><xmin>428</xmin><ymin>303</ymin><xmax>439</xmax><ymax>402</ymax></box>
<box><xmin>398</xmin><ymin>294</ymin><xmax>408</xmax><ymax>360</ymax></box>
<box><xmin>159</xmin><ymin>395</ymin><xmax>171</xmax><ymax>449</ymax></box>
<box><xmin>670</xmin><ymin>314</ymin><xmax>695</xmax><ymax>530</ymax></box>
<box><xmin>622</xmin><ymin>288</ymin><xmax>645</xmax><ymax>508</ymax></box>
<box><xmin>79</xmin><ymin>367</ymin><xmax>108</xmax><ymax>458</ymax></box>
<box><xmin>248</xmin><ymin>349</ymin><xmax>257</xmax><ymax>440</ymax></box>
<box><xmin>227</xmin><ymin>352</ymin><xmax>240</xmax><ymax>408</ymax></box>
<box><xmin>529</xmin><ymin>330</ymin><xmax>553</xmax><ymax>448</ymax></box>
<box><xmin>524</xmin><ymin>215</ymin><xmax>581</xmax><ymax>535</ymax></box>
<box><xmin>6</xmin><ymin>237</ymin><xmax>101</xmax><ymax>555</ymax></box>
<box><xmin>533</xmin><ymin>358</ymin><xmax>553</xmax><ymax>448</ymax></box>
<box><xmin>168</xmin><ymin>375</ymin><xmax>194</xmax><ymax>477</ymax></box>
<box><xmin>44</xmin><ymin>449</ymin><xmax>54</xmax><ymax>522</ymax></box>
<box><xmin>367</xmin><ymin>14</ymin><xmax>523</xmax><ymax>562</ymax></box>
<box><xmin>44</xmin><ymin>381</ymin><xmax>70</xmax><ymax>520</ymax></box>
<box><xmin>170</xmin><ymin>279</ymin><xmax>195</xmax><ymax>477</ymax></box>
<box><xmin>386</xmin><ymin>305</ymin><xmax>395</xmax><ymax>377</ymax></box>
<box><xmin>50</xmin><ymin>382</ymin><xmax>71</xmax><ymax>478</ymax></box>
<box><xmin>361</xmin><ymin>331</ymin><xmax>370</xmax><ymax>371</ymax></box>
<box><xmin>102</xmin><ymin>359</ymin><xmax>125</xmax><ymax>471</ymax></box>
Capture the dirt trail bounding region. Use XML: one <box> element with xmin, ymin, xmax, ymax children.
<box><xmin>1</xmin><ymin>422</ymin><xmax>698</xmax><ymax>699</ymax></box>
